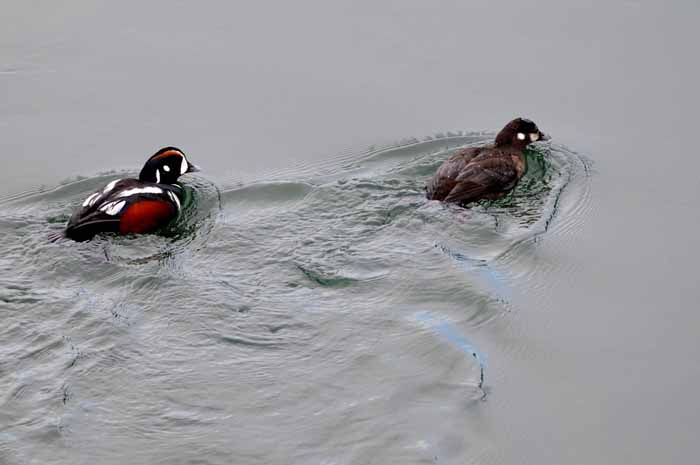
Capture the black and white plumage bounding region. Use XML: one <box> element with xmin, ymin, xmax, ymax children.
<box><xmin>64</xmin><ymin>147</ymin><xmax>200</xmax><ymax>242</ymax></box>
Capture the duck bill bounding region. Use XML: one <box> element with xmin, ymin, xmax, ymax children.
<box><xmin>538</xmin><ymin>131</ymin><xmax>551</xmax><ymax>141</ymax></box>
<box><xmin>187</xmin><ymin>163</ymin><xmax>201</xmax><ymax>173</ymax></box>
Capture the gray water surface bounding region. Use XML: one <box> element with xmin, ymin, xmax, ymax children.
<box><xmin>1</xmin><ymin>1</ymin><xmax>699</xmax><ymax>464</ymax></box>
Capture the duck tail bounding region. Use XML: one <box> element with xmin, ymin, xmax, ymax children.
<box><xmin>48</xmin><ymin>230</ymin><xmax>67</xmax><ymax>243</ymax></box>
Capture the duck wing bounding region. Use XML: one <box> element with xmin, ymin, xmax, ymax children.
<box><xmin>426</xmin><ymin>147</ymin><xmax>484</xmax><ymax>200</ymax></box>
<box><xmin>442</xmin><ymin>156</ymin><xmax>518</xmax><ymax>204</ymax></box>
<box><xmin>65</xmin><ymin>211</ymin><xmax>122</xmax><ymax>241</ymax></box>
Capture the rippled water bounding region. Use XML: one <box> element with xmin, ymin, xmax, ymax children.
<box><xmin>0</xmin><ymin>135</ymin><xmax>591</xmax><ymax>464</ymax></box>
<box><xmin>4</xmin><ymin>0</ymin><xmax>700</xmax><ymax>462</ymax></box>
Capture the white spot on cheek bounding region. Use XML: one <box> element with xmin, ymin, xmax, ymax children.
<box><xmin>82</xmin><ymin>192</ymin><xmax>100</xmax><ymax>207</ymax></box>
<box><xmin>529</xmin><ymin>133</ymin><xmax>539</xmax><ymax>142</ymax></box>
<box><xmin>99</xmin><ymin>200</ymin><xmax>126</xmax><ymax>216</ymax></box>
<box><xmin>163</xmin><ymin>165</ymin><xmax>170</xmax><ymax>172</ymax></box>
<box><xmin>517</xmin><ymin>132</ymin><xmax>526</xmax><ymax>141</ymax></box>
<box><xmin>155</xmin><ymin>169</ymin><xmax>161</xmax><ymax>184</ymax></box>
<box><xmin>180</xmin><ymin>157</ymin><xmax>188</xmax><ymax>175</ymax></box>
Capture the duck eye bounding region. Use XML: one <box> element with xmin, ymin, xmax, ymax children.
<box><xmin>163</xmin><ymin>165</ymin><xmax>171</xmax><ymax>172</ymax></box>
<box><xmin>517</xmin><ymin>132</ymin><xmax>526</xmax><ymax>140</ymax></box>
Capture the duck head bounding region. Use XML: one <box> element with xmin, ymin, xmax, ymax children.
<box><xmin>139</xmin><ymin>147</ymin><xmax>200</xmax><ymax>184</ymax></box>
<box><xmin>494</xmin><ymin>118</ymin><xmax>549</xmax><ymax>148</ymax></box>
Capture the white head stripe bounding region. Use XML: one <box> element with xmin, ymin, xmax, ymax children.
<box><xmin>82</xmin><ymin>192</ymin><xmax>100</xmax><ymax>207</ymax></box>
<box><xmin>163</xmin><ymin>165</ymin><xmax>170</xmax><ymax>172</ymax></box>
<box><xmin>529</xmin><ymin>133</ymin><xmax>539</xmax><ymax>142</ymax></box>
<box><xmin>99</xmin><ymin>200</ymin><xmax>126</xmax><ymax>216</ymax></box>
<box><xmin>180</xmin><ymin>157</ymin><xmax>188</xmax><ymax>175</ymax></box>
<box><xmin>155</xmin><ymin>169</ymin><xmax>161</xmax><ymax>184</ymax></box>
<box><xmin>116</xmin><ymin>186</ymin><xmax>164</xmax><ymax>198</ymax></box>
<box><xmin>517</xmin><ymin>132</ymin><xmax>526</xmax><ymax>140</ymax></box>
<box><xmin>103</xmin><ymin>179</ymin><xmax>120</xmax><ymax>194</ymax></box>
<box><xmin>168</xmin><ymin>191</ymin><xmax>181</xmax><ymax>210</ymax></box>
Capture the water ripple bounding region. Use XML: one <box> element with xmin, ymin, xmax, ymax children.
<box><xmin>0</xmin><ymin>133</ymin><xmax>591</xmax><ymax>464</ymax></box>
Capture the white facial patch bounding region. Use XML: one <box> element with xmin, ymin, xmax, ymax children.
<box><xmin>517</xmin><ymin>132</ymin><xmax>526</xmax><ymax>141</ymax></box>
<box><xmin>529</xmin><ymin>133</ymin><xmax>539</xmax><ymax>142</ymax></box>
<box><xmin>180</xmin><ymin>157</ymin><xmax>188</xmax><ymax>175</ymax></box>
<box><xmin>167</xmin><ymin>191</ymin><xmax>181</xmax><ymax>210</ymax></box>
<box><xmin>116</xmin><ymin>186</ymin><xmax>164</xmax><ymax>198</ymax></box>
<box><xmin>155</xmin><ymin>169</ymin><xmax>161</xmax><ymax>184</ymax></box>
<box><xmin>103</xmin><ymin>179</ymin><xmax>120</xmax><ymax>194</ymax></box>
<box><xmin>98</xmin><ymin>200</ymin><xmax>126</xmax><ymax>216</ymax></box>
<box><xmin>82</xmin><ymin>192</ymin><xmax>100</xmax><ymax>207</ymax></box>
<box><xmin>163</xmin><ymin>165</ymin><xmax>170</xmax><ymax>172</ymax></box>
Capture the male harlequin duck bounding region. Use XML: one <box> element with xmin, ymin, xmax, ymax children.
<box><xmin>426</xmin><ymin>118</ymin><xmax>549</xmax><ymax>205</ymax></box>
<box><xmin>64</xmin><ymin>147</ymin><xmax>200</xmax><ymax>242</ymax></box>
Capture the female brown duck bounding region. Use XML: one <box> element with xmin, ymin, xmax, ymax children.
<box><xmin>426</xmin><ymin>118</ymin><xmax>549</xmax><ymax>206</ymax></box>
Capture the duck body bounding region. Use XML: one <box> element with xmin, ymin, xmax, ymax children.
<box><xmin>65</xmin><ymin>179</ymin><xmax>184</xmax><ymax>242</ymax></box>
<box><xmin>64</xmin><ymin>147</ymin><xmax>199</xmax><ymax>242</ymax></box>
<box><xmin>426</xmin><ymin>145</ymin><xmax>526</xmax><ymax>204</ymax></box>
<box><xmin>426</xmin><ymin>118</ymin><xmax>548</xmax><ymax>206</ymax></box>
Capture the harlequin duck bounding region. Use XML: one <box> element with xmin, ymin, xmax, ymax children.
<box><xmin>64</xmin><ymin>147</ymin><xmax>200</xmax><ymax>242</ymax></box>
<box><xmin>426</xmin><ymin>118</ymin><xmax>549</xmax><ymax>205</ymax></box>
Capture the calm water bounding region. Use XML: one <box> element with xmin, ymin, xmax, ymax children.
<box><xmin>2</xmin><ymin>1</ymin><xmax>699</xmax><ymax>464</ymax></box>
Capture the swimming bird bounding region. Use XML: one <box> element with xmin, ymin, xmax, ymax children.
<box><xmin>64</xmin><ymin>147</ymin><xmax>200</xmax><ymax>242</ymax></box>
<box><xmin>426</xmin><ymin>118</ymin><xmax>548</xmax><ymax>205</ymax></box>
